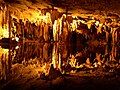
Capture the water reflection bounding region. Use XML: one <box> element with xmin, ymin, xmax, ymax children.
<box><xmin>0</xmin><ymin>42</ymin><xmax>120</xmax><ymax>80</ymax></box>
<box><xmin>0</xmin><ymin>45</ymin><xmax>12</xmax><ymax>80</ymax></box>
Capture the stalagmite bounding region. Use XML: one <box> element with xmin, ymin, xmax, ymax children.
<box><xmin>44</xmin><ymin>23</ymin><xmax>49</xmax><ymax>41</ymax></box>
<box><xmin>43</xmin><ymin>43</ymin><xmax>49</xmax><ymax>61</ymax></box>
<box><xmin>95</xmin><ymin>53</ymin><xmax>102</xmax><ymax>66</ymax></box>
<box><xmin>53</xmin><ymin>20</ymin><xmax>59</xmax><ymax>41</ymax></box>
<box><xmin>52</xmin><ymin>43</ymin><xmax>59</xmax><ymax>68</ymax></box>
<box><xmin>85</xmin><ymin>58</ymin><xmax>93</xmax><ymax>68</ymax></box>
<box><xmin>58</xmin><ymin>52</ymin><xmax>62</xmax><ymax>72</ymax></box>
<box><xmin>62</xmin><ymin>22</ymin><xmax>68</xmax><ymax>41</ymax></box>
<box><xmin>69</xmin><ymin>55</ymin><xmax>76</xmax><ymax>67</ymax></box>
<box><xmin>111</xmin><ymin>27</ymin><xmax>116</xmax><ymax>45</ymax></box>
<box><xmin>48</xmin><ymin>64</ymin><xmax>62</xmax><ymax>80</ymax></box>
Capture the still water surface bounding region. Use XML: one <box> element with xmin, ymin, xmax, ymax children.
<box><xmin>0</xmin><ymin>42</ymin><xmax>120</xmax><ymax>80</ymax></box>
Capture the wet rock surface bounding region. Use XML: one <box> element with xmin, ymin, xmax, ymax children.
<box><xmin>0</xmin><ymin>63</ymin><xmax>120</xmax><ymax>90</ymax></box>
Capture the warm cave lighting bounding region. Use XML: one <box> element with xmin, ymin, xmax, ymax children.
<box><xmin>0</xmin><ymin>47</ymin><xmax>9</xmax><ymax>55</ymax></box>
<box><xmin>15</xmin><ymin>46</ymin><xmax>19</xmax><ymax>49</ymax></box>
<box><xmin>0</xmin><ymin>26</ymin><xmax>9</xmax><ymax>38</ymax></box>
<box><xmin>12</xmin><ymin>37</ymin><xmax>19</xmax><ymax>42</ymax></box>
<box><xmin>0</xmin><ymin>1</ymin><xmax>120</xmax><ymax>90</ymax></box>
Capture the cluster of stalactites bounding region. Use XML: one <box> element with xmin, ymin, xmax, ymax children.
<box><xmin>0</xmin><ymin>4</ymin><xmax>54</xmax><ymax>38</ymax></box>
<box><xmin>11</xmin><ymin>10</ymin><xmax>52</xmax><ymax>26</ymax></box>
<box><xmin>0</xmin><ymin>5</ymin><xmax>10</xmax><ymax>38</ymax></box>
